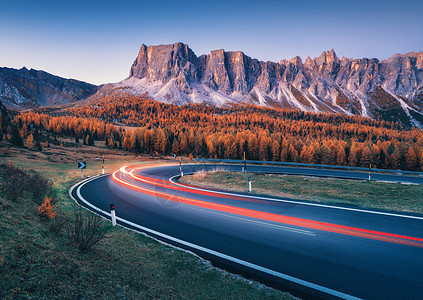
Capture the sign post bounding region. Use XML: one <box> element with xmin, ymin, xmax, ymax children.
<box><xmin>244</xmin><ymin>152</ymin><xmax>248</xmax><ymax>192</ymax></box>
<box><xmin>78</xmin><ymin>161</ymin><xmax>86</xmax><ymax>179</ymax></box>
<box><xmin>110</xmin><ymin>204</ymin><xmax>116</xmax><ymax>226</ymax></box>
<box><xmin>243</xmin><ymin>151</ymin><xmax>246</xmax><ymax>173</ymax></box>
<box><xmin>179</xmin><ymin>156</ymin><xmax>183</xmax><ymax>176</ymax></box>
<box><xmin>369</xmin><ymin>164</ymin><xmax>372</xmax><ymax>181</ymax></box>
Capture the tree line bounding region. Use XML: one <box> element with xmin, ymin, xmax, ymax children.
<box><xmin>11</xmin><ymin>93</ymin><xmax>423</xmax><ymax>171</ymax></box>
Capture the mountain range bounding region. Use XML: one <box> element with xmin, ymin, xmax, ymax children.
<box><xmin>1</xmin><ymin>42</ymin><xmax>422</xmax><ymax>127</ymax></box>
<box><xmin>0</xmin><ymin>67</ymin><xmax>97</xmax><ymax>109</ymax></box>
<box><xmin>109</xmin><ymin>42</ymin><xmax>423</xmax><ymax>127</ymax></box>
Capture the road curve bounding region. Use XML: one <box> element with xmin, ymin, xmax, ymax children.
<box><xmin>70</xmin><ymin>163</ymin><xmax>423</xmax><ymax>299</ymax></box>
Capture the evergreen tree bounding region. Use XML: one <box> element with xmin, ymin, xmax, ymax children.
<box><xmin>10</xmin><ymin>127</ymin><xmax>23</xmax><ymax>147</ymax></box>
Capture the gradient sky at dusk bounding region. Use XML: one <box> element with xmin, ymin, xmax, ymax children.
<box><xmin>1</xmin><ymin>0</ymin><xmax>422</xmax><ymax>85</ymax></box>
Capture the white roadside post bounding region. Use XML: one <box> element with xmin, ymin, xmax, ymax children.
<box><xmin>180</xmin><ymin>157</ymin><xmax>183</xmax><ymax>177</ymax></box>
<box><xmin>369</xmin><ymin>164</ymin><xmax>372</xmax><ymax>181</ymax></box>
<box><xmin>110</xmin><ymin>204</ymin><xmax>116</xmax><ymax>226</ymax></box>
<box><xmin>102</xmin><ymin>154</ymin><xmax>105</xmax><ymax>174</ymax></box>
<box><xmin>248</xmin><ymin>176</ymin><xmax>252</xmax><ymax>192</ymax></box>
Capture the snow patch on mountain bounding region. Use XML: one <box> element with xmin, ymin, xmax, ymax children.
<box><xmin>351</xmin><ymin>91</ymin><xmax>369</xmax><ymax>117</ymax></box>
<box><xmin>384</xmin><ymin>88</ymin><xmax>422</xmax><ymax>129</ymax></box>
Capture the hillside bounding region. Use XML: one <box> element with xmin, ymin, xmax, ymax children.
<box><xmin>0</xmin><ymin>144</ymin><xmax>290</xmax><ymax>299</ymax></box>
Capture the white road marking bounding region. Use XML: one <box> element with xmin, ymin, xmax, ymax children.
<box><xmin>70</xmin><ymin>174</ymin><xmax>360</xmax><ymax>300</ymax></box>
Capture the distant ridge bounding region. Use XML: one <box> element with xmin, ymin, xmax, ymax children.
<box><xmin>107</xmin><ymin>42</ymin><xmax>423</xmax><ymax>127</ymax></box>
<box><xmin>0</xmin><ymin>67</ymin><xmax>98</xmax><ymax>109</ymax></box>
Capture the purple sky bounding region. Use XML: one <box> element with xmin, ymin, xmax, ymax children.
<box><xmin>1</xmin><ymin>0</ymin><xmax>422</xmax><ymax>85</ymax></box>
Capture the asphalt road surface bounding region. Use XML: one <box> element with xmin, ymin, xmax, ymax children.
<box><xmin>70</xmin><ymin>163</ymin><xmax>423</xmax><ymax>299</ymax></box>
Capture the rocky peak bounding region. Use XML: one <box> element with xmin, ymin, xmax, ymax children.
<box><xmin>327</xmin><ymin>48</ymin><xmax>339</xmax><ymax>64</ymax></box>
<box><xmin>129</xmin><ymin>42</ymin><xmax>198</xmax><ymax>82</ymax></box>
<box><xmin>304</xmin><ymin>56</ymin><xmax>314</xmax><ymax>69</ymax></box>
<box><xmin>314</xmin><ymin>49</ymin><xmax>339</xmax><ymax>66</ymax></box>
<box><xmin>224</xmin><ymin>51</ymin><xmax>248</xmax><ymax>93</ymax></box>
<box><xmin>289</xmin><ymin>56</ymin><xmax>303</xmax><ymax>66</ymax></box>
<box><xmin>340</xmin><ymin>56</ymin><xmax>350</xmax><ymax>67</ymax></box>
<box><xmin>201</xmin><ymin>49</ymin><xmax>231</xmax><ymax>93</ymax></box>
<box><xmin>279</xmin><ymin>59</ymin><xmax>288</xmax><ymax>65</ymax></box>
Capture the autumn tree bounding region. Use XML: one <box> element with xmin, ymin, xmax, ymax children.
<box><xmin>406</xmin><ymin>147</ymin><xmax>418</xmax><ymax>170</ymax></box>
<box><xmin>391</xmin><ymin>147</ymin><xmax>402</xmax><ymax>169</ymax></box>
<box><xmin>360</xmin><ymin>146</ymin><xmax>372</xmax><ymax>168</ymax></box>
<box><xmin>320</xmin><ymin>145</ymin><xmax>333</xmax><ymax>165</ymax></box>
<box><xmin>348</xmin><ymin>142</ymin><xmax>360</xmax><ymax>167</ymax></box>
<box><xmin>155</xmin><ymin>128</ymin><xmax>167</xmax><ymax>154</ymax></box>
<box><xmin>336</xmin><ymin>145</ymin><xmax>347</xmax><ymax>165</ymax></box>
<box><xmin>271</xmin><ymin>140</ymin><xmax>280</xmax><ymax>161</ymax></box>
<box><xmin>25</xmin><ymin>133</ymin><xmax>34</xmax><ymax>148</ymax></box>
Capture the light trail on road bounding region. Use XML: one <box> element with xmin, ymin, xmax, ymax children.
<box><xmin>71</xmin><ymin>163</ymin><xmax>423</xmax><ymax>299</ymax></box>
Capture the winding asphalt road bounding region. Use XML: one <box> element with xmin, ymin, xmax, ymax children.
<box><xmin>70</xmin><ymin>163</ymin><xmax>423</xmax><ymax>299</ymax></box>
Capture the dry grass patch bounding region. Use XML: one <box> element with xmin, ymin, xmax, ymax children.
<box><xmin>180</xmin><ymin>171</ymin><xmax>423</xmax><ymax>215</ymax></box>
<box><xmin>192</xmin><ymin>167</ymin><xmax>227</xmax><ymax>181</ymax></box>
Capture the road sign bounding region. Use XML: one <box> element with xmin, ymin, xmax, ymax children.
<box><xmin>78</xmin><ymin>162</ymin><xmax>86</xmax><ymax>169</ymax></box>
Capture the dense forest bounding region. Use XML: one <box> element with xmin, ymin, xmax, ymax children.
<box><xmin>7</xmin><ymin>92</ymin><xmax>423</xmax><ymax>171</ymax></box>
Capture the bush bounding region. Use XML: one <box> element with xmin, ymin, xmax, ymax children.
<box><xmin>67</xmin><ymin>208</ymin><xmax>106</xmax><ymax>251</ymax></box>
<box><xmin>0</xmin><ymin>164</ymin><xmax>56</xmax><ymax>204</ymax></box>
<box><xmin>27</xmin><ymin>171</ymin><xmax>54</xmax><ymax>204</ymax></box>
<box><xmin>49</xmin><ymin>214</ymin><xmax>66</xmax><ymax>234</ymax></box>
<box><xmin>38</xmin><ymin>196</ymin><xmax>56</xmax><ymax>219</ymax></box>
<box><xmin>0</xmin><ymin>163</ymin><xmax>28</xmax><ymax>201</ymax></box>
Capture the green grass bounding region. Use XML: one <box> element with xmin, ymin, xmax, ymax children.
<box><xmin>0</xmin><ymin>145</ymin><xmax>292</xmax><ymax>299</ymax></box>
<box><xmin>180</xmin><ymin>171</ymin><xmax>423</xmax><ymax>215</ymax></box>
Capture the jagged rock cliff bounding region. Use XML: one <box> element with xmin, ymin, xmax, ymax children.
<box><xmin>0</xmin><ymin>67</ymin><xmax>98</xmax><ymax>109</ymax></box>
<box><xmin>112</xmin><ymin>42</ymin><xmax>423</xmax><ymax>127</ymax></box>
